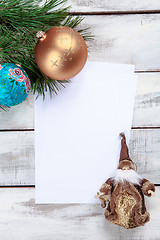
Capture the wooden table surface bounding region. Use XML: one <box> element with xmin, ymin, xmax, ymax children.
<box><xmin>0</xmin><ymin>1</ymin><xmax>160</xmax><ymax>239</ymax></box>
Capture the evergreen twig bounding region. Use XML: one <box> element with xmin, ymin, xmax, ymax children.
<box><xmin>0</xmin><ymin>0</ymin><xmax>92</xmax><ymax>99</ymax></box>
<box><xmin>0</xmin><ymin>105</ymin><xmax>10</xmax><ymax>111</ymax></box>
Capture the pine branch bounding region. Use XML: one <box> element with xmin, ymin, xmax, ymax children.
<box><xmin>0</xmin><ymin>0</ymin><xmax>92</xmax><ymax>100</ymax></box>
<box><xmin>0</xmin><ymin>105</ymin><xmax>10</xmax><ymax>112</ymax></box>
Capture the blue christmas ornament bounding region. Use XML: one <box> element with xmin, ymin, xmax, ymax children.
<box><xmin>0</xmin><ymin>63</ymin><xmax>31</xmax><ymax>106</ymax></box>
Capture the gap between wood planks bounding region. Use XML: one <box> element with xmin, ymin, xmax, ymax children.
<box><xmin>0</xmin><ymin>184</ymin><xmax>160</xmax><ymax>188</ymax></box>
<box><xmin>1</xmin><ymin>127</ymin><xmax>160</xmax><ymax>132</ymax></box>
<box><xmin>71</xmin><ymin>10</ymin><xmax>160</xmax><ymax>16</ymax></box>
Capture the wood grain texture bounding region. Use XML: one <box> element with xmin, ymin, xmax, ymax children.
<box><xmin>67</xmin><ymin>0</ymin><xmax>160</xmax><ymax>13</ymax></box>
<box><xmin>1</xmin><ymin>73</ymin><xmax>160</xmax><ymax>130</ymax></box>
<box><xmin>0</xmin><ymin>131</ymin><xmax>34</xmax><ymax>185</ymax></box>
<box><xmin>133</xmin><ymin>72</ymin><xmax>160</xmax><ymax>127</ymax></box>
<box><xmin>0</xmin><ymin>187</ymin><xmax>159</xmax><ymax>240</ymax></box>
<box><xmin>82</xmin><ymin>15</ymin><xmax>160</xmax><ymax>71</ymax></box>
<box><xmin>130</xmin><ymin>129</ymin><xmax>160</xmax><ymax>183</ymax></box>
<box><xmin>0</xmin><ymin>129</ymin><xmax>160</xmax><ymax>185</ymax></box>
<box><xmin>0</xmin><ymin>93</ymin><xmax>34</xmax><ymax>130</ymax></box>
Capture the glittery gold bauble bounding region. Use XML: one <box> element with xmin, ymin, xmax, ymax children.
<box><xmin>35</xmin><ymin>26</ymin><xmax>88</xmax><ymax>80</ymax></box>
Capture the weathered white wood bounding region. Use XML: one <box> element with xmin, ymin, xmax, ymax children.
<box><xmin>67</xmin><ymin>0</ymin><xmax>160</xmax><ymax>12</ymax></box>
<box><xmin>0</xmin><ymin>131</ymin><xmax>34</xmax><ymax>185</ymax></box>
<box><xmin>130</xmin><ymin>129</ymin><xmax>160</xmax><ymax>183</ymax></box>
<box><xmin>0</xmin><ymin>93</ymin><xmax>34</xmax><ymax>130</ymax></box>
<box><xmin>1</xmin><ymin>73</ymin><xmax>160</xmax><ymax>130</ymax></box>
<box><xmin>82</xmin><ymin>15</ymin><xmax>160</xmax><ymax>71</ymax></box>
<box><xmin>0</xmin><ymin>129</ymin><xmax>160</xmax><ymax>185</ymax></box>
<box><xmin>133</xmin><ymin>72</ymin><xmax>160</xmax><ymax>127</ymax></box>
<box><xmin>0</xmin><ymin>187</ymin><xmax>159</xmax><ymax>239</ymax></box>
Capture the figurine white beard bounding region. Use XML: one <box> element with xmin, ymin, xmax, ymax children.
<box><xmin>112</xmin><ymin>169</ymin><xmax>142</xmax><ymax>186</ymax></box>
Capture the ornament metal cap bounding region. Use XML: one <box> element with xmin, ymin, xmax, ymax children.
<box><xmin>36</xmin><ymin>31</ymin><xmax>46</xmax><ymax>40</ymax></box>
<box><xmin>119</xmin><ymin>132</ymin><xmax>131</xmax><ymax>162</ymax></box>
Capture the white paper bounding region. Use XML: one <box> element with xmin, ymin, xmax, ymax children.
<box><xmin>35</xmin><ymin>61</ymin><xmax>137</xmax><ymax>204</ymax></box>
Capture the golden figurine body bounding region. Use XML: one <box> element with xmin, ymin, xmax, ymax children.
<box><xmin>35</xmin><ymin>26</ymin><xmax>88</xmax><ymax>80</ymax></box>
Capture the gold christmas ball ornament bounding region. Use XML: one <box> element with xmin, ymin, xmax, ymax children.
<box><xmin>35</xmin><ymin>26</ymin><xmax>88</xmax><ymax>80</ymax></box>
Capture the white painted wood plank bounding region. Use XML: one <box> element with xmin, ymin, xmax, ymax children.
<box><xmin>1</xmin><ymin>73</ymin><xmax>160</xmax><ymax>130</ymax></box>
<box><xmin>133</xmin><ymin>72</ymin><xmax>160</xmax><ymax>127</ymax></box>
<box><xmin>0</xmin><ymin>187</ymin><xmax>159</xmax><ymax>240</ymax></box>
<box><xmin>0</xmin><ymin>93</ymin><xmax>34</xmax><ymax>130</ymax></box>
<box><xmin>67</xmin><ymin>0</ymin><xmax>160</xmax><ymax>12</ymax></box>
<box><xmin>83</xmin><ymin>15</ymin><xmax>160</xmax><ymax>71</ymax></box>
<box><xmin>130</xmin><ymin>129</ymin><xmax>160</xmax><ymax>183</ymax></box>
<box><xmin>0</xmin><ymin>129</ymin><xmax>160</xmax><ymax>185</ymax></box>
<box><xmin>0</xmin><ymin>131</ymin><xmax>34</xmax><ymax>185</ymax></box>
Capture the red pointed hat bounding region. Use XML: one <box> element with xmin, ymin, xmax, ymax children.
<box><xmin>119</xmin><ymin>133</ymin><xmax>131</xmax><ymax>162</ymax></box>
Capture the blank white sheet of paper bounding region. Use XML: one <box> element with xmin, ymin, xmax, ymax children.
<box><xmin>35</xmin><ymin>61</ymin><xmax>137</xmax><ymax>204</ymax></box>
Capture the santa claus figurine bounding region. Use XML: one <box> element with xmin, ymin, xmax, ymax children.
<box><xmin>97</xmin><ymin>133</ymin><xmax>155</xmax><ymax>229</ymax></box>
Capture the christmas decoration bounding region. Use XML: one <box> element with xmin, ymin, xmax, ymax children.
<box><xmin>97</xmin><ymin>133</ymin><xmax>155</xmax><ymax>229</ymax></box>
<box><xmin>0</xmin><ymin>63</ymin><xmax>31</xmax><ymax>106</ymax></box>
<box><xmin>35</xmin><ymin>26</ymin><xmax>88</xmax><ymax>80</ymax></box>
<box><xmin>0</xmin><ymin>0</ymin><xmax>91</xmax><ymax>110</ymax></box>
